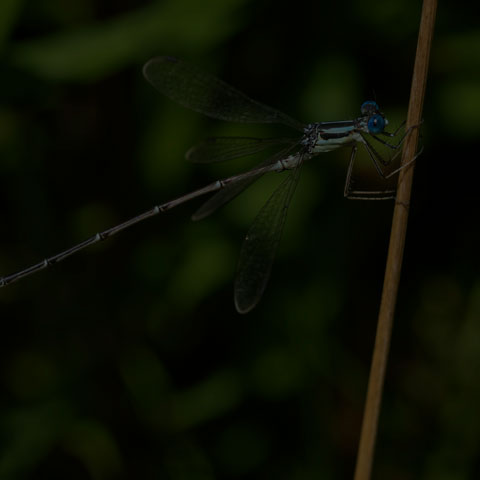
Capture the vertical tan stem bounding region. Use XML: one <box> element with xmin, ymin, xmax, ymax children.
<box><xmin>353</xmin><ymin>1</ymin><xmax>437</xmax><ymax>479</ymax></box>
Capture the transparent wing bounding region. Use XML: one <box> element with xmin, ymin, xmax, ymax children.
<box><xmin>143</xmin><ymin>56</ymin><xmax>305</xmax><ymax>131</ymax></box>
<box><xmin>192</xmin><ymin>142</ymin><xmax>301</xmax><ymax>221</ymax></box>
<box><xmin>186</xmin><ymin>136</ymin><xmax>297</xmax><ymax>163</ymax></box>
<box><xmin>234</xmin><ymin>162</ymin><xmax>303</xmax><ymax>314</ymax></box>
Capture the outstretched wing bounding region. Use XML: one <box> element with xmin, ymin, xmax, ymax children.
<box><xmin>143</xmin><ymin>56</ymin><xmax>305</xmax><ymax>131</ymax></box>
<box><xmin>234</xmin><ymin>161</ymin><xmax>303</xmax><ymax>314</ymax></box>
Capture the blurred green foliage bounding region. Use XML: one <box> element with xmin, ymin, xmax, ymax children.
<box><xmin>0</xmin><ymin>0</ymin><xmax>479</xmax><ymax>479</ymax></box>
<box><xmin>11</xmin><ymin>0</ymin><xmax>248</xmax><ymax>81</ymax></box>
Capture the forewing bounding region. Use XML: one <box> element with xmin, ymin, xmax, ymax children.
<box><xmin>143</xmin><ymin>57</ymin><xmax>305</xmax><ymax>131</ymax></box>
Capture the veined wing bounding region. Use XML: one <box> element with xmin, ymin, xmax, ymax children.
<box><xmin>192</xmin><ymin>142</ymin><xmax>301</xmax><ymax>221</ymax></box>
<box><xmin>143</xmin><ymin>57</ymin><xmax>305</xmax><ymax>132</ymax></box>
<box><xmin>234</xmin><ymin>161</ymin><xmax>303</xmax><ymax>314</ymax></box>
<box><xmin>186</xmin><ymin>136</ymin><xmax>297</xmax><ymax>163</ymax></box>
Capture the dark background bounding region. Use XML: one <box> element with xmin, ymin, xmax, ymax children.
<box><xmin>0</xmin><ymin>0</ymin><xmax>479</xmax><ymax>479</ymax></box>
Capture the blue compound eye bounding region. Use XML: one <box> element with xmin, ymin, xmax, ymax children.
<box><xmin>367</xmin><ymin>114</ymin><xmax>385</xmax><ymax>134</ymax></box>
<box><xmin>361</xmin><ymin>100</ymin><xmax>379</xmax><ymax>115</ymax></box>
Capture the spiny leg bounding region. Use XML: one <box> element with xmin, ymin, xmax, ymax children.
<box><xmin>383</xmin><ymin>144</ymin><xmax>424</xmax><ymax>179</ymax></box>
<box><xmin>362</xmin><ymin>137</ymin><xmax>392</xmax><ymax>173</ymax></box>
<box><xmin>343</xmin><ymin>145</ymin><xmax>396</xmax><ymax>200</ymax></box>
<box><xmin>363</xmin><ymin>128</ymin><xmax>423</xmax><ymax>179</ymax></box>
<box><xmin>380</xmin><ymin>119</ymin><xmax>406</xmax><ymax>138</ymax></box>
<box><xmin>346</xmin><ymin>122</ymin><xmax>424</xmax><ymax>199</ymax></box>
<box><xmin>364</xmin><ymin>134</ymin><xmax>425</xmax><ymax>180</ymax></box>
<box><xmin>371</xmin><ymin>121</ymin><xmax>423</xmax><ymax>150</ymax></box>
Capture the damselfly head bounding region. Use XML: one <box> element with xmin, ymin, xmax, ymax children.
<box><xmin>360</xmin><ymin>101</ymin><xmax>388</xmax><ymax>134</ymax></box>
<box><xmin>367</xmin><ymin>114</ymin><xmax>386</xmax><ymax>134</ymax></box>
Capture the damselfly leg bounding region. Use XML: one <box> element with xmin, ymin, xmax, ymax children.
<box><xmin>344</xmin><ymin>122</ymin><xmax>422</xmax><ymax>200</ymax></box>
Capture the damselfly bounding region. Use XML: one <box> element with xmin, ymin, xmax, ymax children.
<box><xmin>0</xmin><ymin>56</ymin><xmax>413</xmax><ymax>313</ymax></box>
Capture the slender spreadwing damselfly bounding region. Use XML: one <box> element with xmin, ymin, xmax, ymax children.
<box><xmin>0</xmin><ymin>56</ymin><xmax>416</xmax><ymax>313</ymax></box>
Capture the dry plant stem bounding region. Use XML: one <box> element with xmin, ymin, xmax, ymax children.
<box><xmin>353</xmin><ymin>1</ymin><xmax>437</xmax><ymax>479</ymax></box>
